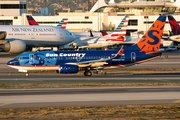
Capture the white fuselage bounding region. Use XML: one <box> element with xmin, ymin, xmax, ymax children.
<box><xmin>74</xmin><ymin>35</ymin><xmax>124</xmax><ymax>48</ymax></box>
<box><xmin>0</xmin><ymin>25</ymin><xmax>75</xmax><ymax>47</ymax></box>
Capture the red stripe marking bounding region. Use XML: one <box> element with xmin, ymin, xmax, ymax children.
<box><xmin>10</xmin><ymin>65</ymin><xmax>59</xmax><ymax>67</ymax></box>
<box><xmin>62</xmin><ymin>22</ymin><xmax>67</xmax><ymax>25</ymax></box>
<box><xmin>65</xmin><ymin>18</ymin><xmax>68</xmax><ymax>20</ymax></box>
<box><xmin>125</xmin><ymin>20</ymin><xmax>129</xmax><ymax>22</ymax></box>
<box><xmin>111</xmin><ymin>34</ymin><xmax>126</xmax><ymax>37</ymax></box>
<box><xmin>105</xmin><ymin>38</ymin><xmax>124</xmax><ymax>42</ymax></box>
<box><xmin>61</xmin><ymin>26</ymin><xmax>66</xmax><ymax>29</ymax></box>
<box><xmin>120</xmin><ymin>29</ymin><xmax>127</xmax><ymax>32</ymax></box>
<box><xmin>122</xmin><ymin>25</ymin><xmax>128</xmax><ymax>27</ymax></box>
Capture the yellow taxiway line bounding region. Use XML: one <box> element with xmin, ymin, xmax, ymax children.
<box><xmin>172</xmin><ymin>100</ymin><xmax>180</xmax><ymax>103</ymax></box>
<box><xmin>0</xmin><ymin>103</ymin><xmax>11</xmax><ymax>107</ymax></box>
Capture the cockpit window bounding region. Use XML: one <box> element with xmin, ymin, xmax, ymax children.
<box><xmin>15</xmin><ymin>57</ymin><xmax>22</xmax><ymax>60</ymax></box>
<box><xmin>70</xmin><ymin>32</ymin><xmax>72</xmax><ymax>35</ymax></box>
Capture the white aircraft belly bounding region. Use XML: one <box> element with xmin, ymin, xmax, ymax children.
<box><xmin>8</xmin><ymin>65</ymin><xmax>59</xmax><ymax>71</ymax></box>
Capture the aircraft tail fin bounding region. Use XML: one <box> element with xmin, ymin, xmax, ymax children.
<box><xmin>100</xmin><ymin>30</ymin><xmax>108</xmax><ymax>36</ymax></box>
<box><xmin>125</xmin><ymin>15</ymin><xmax>166</xmax><ymax>53</ymax></box>
<box><xmin>26</xmin><ymin>15</ymin><xmax>39</xmax><ymax>25</ymax></box>
<box><xmin>57</xmin><ymin>18</ymin><xmax>68</xmax><ymax>29</ymax></box>
<box><xmin>110</xmin><ymin>15</ymin><xmax>129</xmax><ymax>37</ymax></box>
<box><xmin>168</xmin><ymin>15</ymin><xmax>180</xmax><ymax>35</ymax></box>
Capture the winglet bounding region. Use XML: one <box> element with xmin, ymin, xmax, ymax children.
<box><xmin>113</xmin><ymin>45</ymin><xmax>125</xmax><ymax>58</ymax></box>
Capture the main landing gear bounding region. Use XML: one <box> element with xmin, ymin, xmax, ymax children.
<box><xmin>84</xmin><ymin>70</ymin><xmax>92</xmax><ymax>76</ymax></box>
<box><xmin>25</xmin><ymin>73</ymin><xmax>29</xmax><ymax>77</ymax></box>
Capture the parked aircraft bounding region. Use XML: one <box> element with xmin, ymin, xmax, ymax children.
<box><xmin>27</xmin><ymin>15</ymin><xmax>39</xmax><ymax>25</ymax></box>
<box><xmin>7</xmin><ymin>15</ymin><xmax>168</xmax><ymax>76</ymax></box>
<box><xmin>27</xmin><ymin>15</ymin><xmax>129</xmax><ymax>48</ymax></box>
<box><xmin>0</xmin><ymin>25</ymin><xmax>75</xmax><ymax>53</ymax></box>
<box><xmin>168</xmin><ymin>15</ymin><xmax>180</xmax><ymax>42</ymax></box>
<box><xmin>27</xmin><ymin>15</ymin><xmax>68</xmax><ymax>29</ymax></box>
<box><xmin>72</xmin><ymin>15</ymin><xmax>129</xmax><ymax>48</ymax></box>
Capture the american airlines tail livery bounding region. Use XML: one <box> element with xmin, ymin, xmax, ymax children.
<box><xmin>0</xmin><ymin>25</ymin><xmax>75</xmax><ymax>53</ymax></box>
<box><xmin>7</xmin><ymin>15</ymin><xmax>168</xmax><ymax>76</ymax></box>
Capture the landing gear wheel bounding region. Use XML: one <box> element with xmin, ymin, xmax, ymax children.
<box><xmin>84</xmin><ymin>71</ymin><xmax>92</xmax><ymax>76</ymax></box>
<box><xmin>25</xmin><ymin>73</ymin><xmax>29</xmax><ymax>77</ymax></box>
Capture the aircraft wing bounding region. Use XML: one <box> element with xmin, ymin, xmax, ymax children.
<box><xmin>66</xmin><ymin>58</ymin><xmax>111</xmax><ymax>67</ymax></box>
<box><xmin>66</xmin><ymin>46</ymin><xmax>124</xmax><ymax>67</ymax></box>
<box><xmin>169</xmin><ymin>35</ymin><xmax>180</xmax><ymax>42</ymax></box>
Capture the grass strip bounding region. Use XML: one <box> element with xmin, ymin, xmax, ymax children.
<box><xmin>0</xmin><ymin>82</ymin><xmax>180</xmax><ymax>89</ymax></box>
<box><xmin>0</xmin><ymin>104</ymin><xmax>180</xmax><ymax>119</ymax></box>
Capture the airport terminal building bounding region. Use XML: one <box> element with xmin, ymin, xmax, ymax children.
<box><xmin>0</xmin><ymin>0</ymin><xmax>180</xmax><ymax>35</ymax></box>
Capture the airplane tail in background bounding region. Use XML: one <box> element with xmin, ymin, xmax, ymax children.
<box><xmin>168</xmin><ymin>15</ymin><xmax>180</xmax><ymax>35</ymax></box>
<box><xmin>100</xmin><ymin>30</ymin><xmax>108</xmax><ymax>36</ymax></box>
<box><xmin>57</xmin><ymin>18</ymin><xmax>68</xmax><ymax>29</ymax></box>
<box><xmin>105</xmin><ymin>15</ymin><xmax>129</xmax><ymax>42</ymax></box>
<box><xmin>110</xmin><ymin>15</ymin><xmax>129</xmax><ymax>37</ymax></box>
<box><xmin>125</xmin><ymin>15</ymin><xmax>166</xmax><ymax>53</ymax></box>
<box><xmin>26</xmin><ymin>15</ymin><xmax>39</xmax><ymax>25</ymax></box>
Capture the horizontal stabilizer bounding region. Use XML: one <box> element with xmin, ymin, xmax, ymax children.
<box><xmin>146</xmin><ymin>48</ymin><xmax>177</xmax><ymax>55</ymax></box>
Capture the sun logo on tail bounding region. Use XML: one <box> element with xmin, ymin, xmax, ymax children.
<box><xmin>137</xmin><ymin>19</ymin><xmax>165</xmax><ymax>53</ymax></box>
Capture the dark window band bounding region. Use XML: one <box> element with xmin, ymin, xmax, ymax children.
<box><xmin>0</xmin><ymin>4</ymin><xmax>26</xmax><ymax>9</ymax></box>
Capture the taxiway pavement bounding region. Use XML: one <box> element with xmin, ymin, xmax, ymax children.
<box><xmin>0</xmin><ymin>86</ymin><xmax>180</xmax><ymax>108</ymax></box>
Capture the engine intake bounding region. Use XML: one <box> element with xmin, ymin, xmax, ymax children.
<box><xmin>0</xmin><ymin>39</ymin><xmax>26</xmax><ymax>53</ymax></box>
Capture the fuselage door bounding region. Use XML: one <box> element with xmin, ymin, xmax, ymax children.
<box><xmin>29</xmin><ymin>54</ymin><xmax>35</xmax><ymax>64</ymax></box>
<box><xmin>131</xmin><ymin>52</ymin><xmax>136</xmax><ymax>62</ymax></box>
<box><xmin>60</xmin><ymin>33</ymin><xmax>64</xmax><ymax>39</ymax></box>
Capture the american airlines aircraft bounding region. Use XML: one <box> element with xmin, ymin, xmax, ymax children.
<box><xmin>7</xmin><ymin>15</ymin><xmax>171</xmax><ymax>76</ymax></box>
<box><xmin>73</xmin><ymin>15</ymin><xmax>129</xmax><ymax>48</ymax></box>
<box><xmin>0</xmin><ymin>25</ymin><xmax>75</xmax><ymax>53</ymax></box>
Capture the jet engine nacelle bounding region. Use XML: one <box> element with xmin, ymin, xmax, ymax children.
<box><xmin>56</xmin><ymin>65</ymin><xmax>79</xmax><ymax>74</ymax></box>
<box><xmin>1</xmin><ymin>39</ymin><xmax>26</xmax><ymax>53</ymax></box>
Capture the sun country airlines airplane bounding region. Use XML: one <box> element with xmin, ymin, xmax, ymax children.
<box><xmin>7</xmin><ymin>15</ymin><xmax>170</xmax><ymax>76</ymax></box>
<box><xmin>0</xmin><ymin>25</ymin><xmax>75</xmax><ymax>54</ymax></box>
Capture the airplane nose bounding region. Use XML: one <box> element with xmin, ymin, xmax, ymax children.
<box><xmin>68</xmin><ymin>34</ymin><xmax>75</xmax><ymax>42</ymax></box>
<box><xmin>7</xmin><ymin>59</ymin><xmax>19</xmax><ymax>65</ymax></box>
